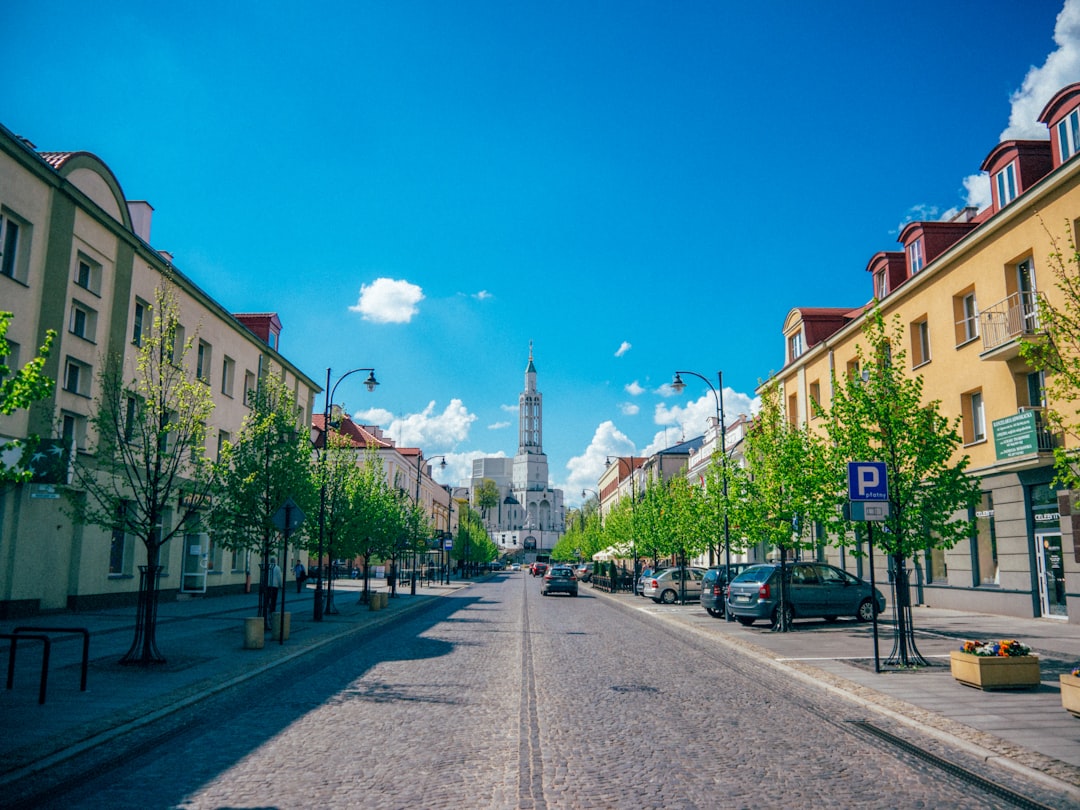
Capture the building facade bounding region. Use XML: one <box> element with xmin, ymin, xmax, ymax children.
<box><xmin>470</xmin><ymin>346</ymin><xmax>565</xmax><ymax>558</ymax></box>
<box><xmin>773</xmin><ymin>82</ymin><xmax>1080</xmax><ymax>622</ymax></box>
<box><xmin>0</xmin><ymin>124</ymin><xmax>320</xmax><ymax>616</ymax></box>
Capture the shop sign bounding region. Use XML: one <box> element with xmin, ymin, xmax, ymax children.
<box><xmin>993</xmin><ymin>411</ymin><xmax>1039</xmax><ymax>459</ymax></box>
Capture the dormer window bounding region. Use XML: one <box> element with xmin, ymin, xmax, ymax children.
<box><xmin>788</xmin><ymin>331</ymin><xmax>803</xmax><ymax>361</ymax></box>
<box><xmin>874</xmin><ymin>270</ymin><xmax>888</xmax><ymax>298</ymax></box>
<box><xmin>995</xmin><ymin>162</ymin><xmax>1018</xmax><ymax>207</ymax></box>
<box><xmin>908</xmin><ymin>238</ymin><xmax>924</xmax><ymax>274</ymax></box>
<box><xmin>1058</xmin><ymin>109</ymin><xmax>1080</xmax><ymax>163</ymax></box>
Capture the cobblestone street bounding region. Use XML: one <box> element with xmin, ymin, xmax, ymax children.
<box><xmin>39</xmin><ymin>574</ymin><xmax>1077</xmax><ymax>809</ymax></box>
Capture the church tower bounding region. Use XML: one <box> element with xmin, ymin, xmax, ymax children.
<box><xmin>513</xmin><ymin>342</ymin><xmax>549</xmax><ymax>492</ymax></box>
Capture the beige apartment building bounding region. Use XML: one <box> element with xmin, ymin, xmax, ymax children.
<box><xmin>774</xmin><ymin>82</ymin><xmax>1080</xmax><ymax>622</ymax></box>
<box><xmin>0</xmin><ymin>123</ymin><xmax>320</xmax><ymax>616</ymax></box>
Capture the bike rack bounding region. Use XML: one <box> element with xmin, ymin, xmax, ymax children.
<box><xmin>14</xmin><ymin>627</ymin><xmax>90</xmax><ymax>692</ymax></box>
<box><xmin>2</xmin><ymin>633</ymin><xmax>50</xmax><ymax>705</ymax></box>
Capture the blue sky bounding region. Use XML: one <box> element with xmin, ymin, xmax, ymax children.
<box><xmin>6</xmin><ymin>1</ymin><xmax>1078</xmax><ymax>504</ymax></box>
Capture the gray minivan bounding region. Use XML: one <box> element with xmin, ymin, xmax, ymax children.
<box><xmin>726</xmin><ymin>562</ymin><xmax>885</xmax><ymax>627</ymax></box>
<box><xmin>700</xmin><ymin>563</ymin><xmax>753</xmax><ymax>618</ymax></box>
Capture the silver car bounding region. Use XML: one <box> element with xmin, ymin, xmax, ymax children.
<box><xmin>642</xmin><ymin>567</ymin><xmax>707</xmax><ymax>604</ymax></box>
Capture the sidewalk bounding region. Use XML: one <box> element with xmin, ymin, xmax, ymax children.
<box><xmin>0</xmin><ymin>577</ymin><xmax>468</xmax><ymax>790</ymax></box>
<box><xmin>597</xmin><ymin>587</ymin><xmax>1080</xmax><ymax>796</ymax></box>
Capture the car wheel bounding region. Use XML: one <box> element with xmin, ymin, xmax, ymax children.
<box><xmin>706</xmin><ymin>608</ymin><xmax>724</xmax><ymax>618</ymax></box>
<box><xmin>660</xmin><ymin>589</ymin><xmax>678</xmax><ymax>605</ymax></box>
<box><xmin>770</xmin><ymin>603</ymin><xmax>794</xmax><ymax>629</ymax></box>
<box><xmin>857</xmin><ymin>598</ymin><xmax>877</xmax><ymax>622</ymax></box>
<box><xmin>736</xmin><ymin>616</ymin><xmax>756</xmax><ymax>626</ymax></box>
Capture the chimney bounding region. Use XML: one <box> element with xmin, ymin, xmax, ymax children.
<box><xmin>128</xmin><ymin>200</ymin><xmax>154</xmax><ymax>242</ymax></box>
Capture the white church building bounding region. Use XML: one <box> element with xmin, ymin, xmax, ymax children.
<box><xmin>470</xmin><ymin>346</ymin><xmax>565</xmax><ymax>559</ymax></box>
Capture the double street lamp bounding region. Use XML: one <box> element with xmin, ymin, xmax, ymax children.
<box><xmin>413</xmin><ymin>453</ymin><xmax>447</xmax><ymax>595</ymax></box>
<box><xmin>315</xmin><ymin>366</ymin><xmax>378</xmax><ymax>621</ymax></box>
<box><xmin>671</xmin><ymin>369</ymin><xmax>732</xmax><ymax>618</ymax></box>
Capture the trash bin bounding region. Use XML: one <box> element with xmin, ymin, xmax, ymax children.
<box><xmin>243</xmin><ymin>617</ymin><xmax>264</xmax><ymax>649</ymax></box>
<box><xmin>271</xmin><ymin>611</ymin><xmax>291</xmax><ymax>640</ymax></box>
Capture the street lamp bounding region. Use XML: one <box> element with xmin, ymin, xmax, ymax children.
<box><xmin>315</xmin><ymin>366</ymin><xmax>378</xmax><ymax>621</ymax></box>
<box><xmin>672</xmin><ymin>369</ymin><xmax>732</xmax><ymax>618</ymax></box>
<box><xmin>413</xmin><ymin>453</ymin><xmax>447</xmax><ymax>595</ymax></box>
<box><xmin>605</xmin><ymin>456</ymin><xmax>639</xmax><ymax>592</ymax></box>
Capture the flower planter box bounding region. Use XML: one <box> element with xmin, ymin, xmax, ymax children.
<box><xmin>950</xmin><ymin>650</ymin><xmax>1041</xmax><ymax>690</ymax></box>
<box><xmin>1061</xmin><ymin>673</ymin><xmax>1080</xmax><ymax>717</ymax></box>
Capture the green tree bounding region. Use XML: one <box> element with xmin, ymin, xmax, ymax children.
<box><xmin>68</xmin><ymin>280</ymin><xmax>215</xmax><ymax>664</ymax></box>
<box><xmin>1020</xmin><ymin>225</ymin><xmax>1080</xmax><ymax>488</ymax></box>
<box><xmin>0</xmin><ymin>312</ymin><xmax>56</xmax><ymax>489</ymax></box>
<box><xmin>824</xmin><ymin>309</ymin><xmax>979</xmax><ymax>663</ymax></box>
<box><xmin>736</xmin><ymin>380</ymin><xmax>834</xmax><ymax>630</ymax></box>
<box><xmin>209</xmin><ymin>369</ymin><xmax>313</xmax><ymax>617</ymax></box>
<box><xmin>474</xmin><ymin>477</ymin><xmax>500</xmax><ymax>527</ymax></box>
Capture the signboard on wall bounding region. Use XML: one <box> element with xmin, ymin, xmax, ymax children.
<box><xmin>993</xmin><ymin>410</ymin><xmax>1039</xmax><ymax>459</ymax></box>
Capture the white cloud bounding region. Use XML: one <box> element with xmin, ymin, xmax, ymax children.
<box><xmin>352</xmin><ymin>398</ymin><xmax>477</xmax><ymax>450</ymax></box>
<box><xmin>620</xmin><ymin>402</ymin><xmax>640</xmax><ymax>416</ymax></box>
<box><xmin>473</xmin><ymin>290</ymin><xmax>493</xmax><ymax>301</ymax></box>
<box><xmin>433</xmin><ymin>450</ymin><xmax>502</xmax><ymax>489</ymax></box>
<box><xmin>561</xmin><ymin>420</ymin><xmax>636</xmax><ymax>501</ymax></box>
<box><xmin>1001</xmin><ymin>0</ymin><xmax>1080</xmax><ymax>140</ymax></box>
<box><xmin>615</xmin><ymin>341</ymin><xmax>631</xmax><ymax>357</ymax></box>
<box><xmin>500</xmin><ymin>403</ymin><xmax>518</xmax><ymax>413</ymax></box>
<box><xmin>349</xmin><ymin>277</ymin><xmax>424</xmax><ymax>323</ymax></box>
<box><xmin>654</xmin><ymin>388</ymin><xmax>760</xmax><ymax>437</ymax></box>
<box><xmin>488</xmin><ymin>421</ymin><xmax>511</xmax><ymax>430</ymax></box>
<box><xmin>625</xmin><ymin>380</ymin><xmax>645</xmax><ymax>396</ymax></box>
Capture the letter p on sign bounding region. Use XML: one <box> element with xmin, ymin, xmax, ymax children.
<box><xmin>848</xmin><ymin>462</ymin><xmax>888</xmax><ymax>501</ymax></box>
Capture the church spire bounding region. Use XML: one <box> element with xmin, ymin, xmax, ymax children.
<box><xmin>519</xmin><ymin>342</ymin><xmax>542</xmax><ymax>453</ymax></box>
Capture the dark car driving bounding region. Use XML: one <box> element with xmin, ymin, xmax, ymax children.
<box><xmin>541</xmin><ymin>565</ymin><xmax>579</xmax><ymax>596</ymax></box>
<box><xmin>726</xmin><ymin>562</ymin><xmax>885</xmax><ymax>628</ymax></box>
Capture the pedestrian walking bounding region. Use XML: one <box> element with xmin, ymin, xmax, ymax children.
<box><xmin>294</xmin><ymin>559</ymin><xmax>306</xmax><ymax>592</ymax></box>
<box><xmin>264</xmin><ymin>556</ymin><xmax>282</xmax><ymax>629</ymax></box>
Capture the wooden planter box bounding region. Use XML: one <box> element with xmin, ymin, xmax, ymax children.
<box><xmin>950</xmin><ymin>650</ymin><xmax>1041</xmax><ymax>690</ymax></box>
<box><xmin>1061</xmin><ymin>673</ymin><xmax>1080</xmax><ymax>717</ymax></box>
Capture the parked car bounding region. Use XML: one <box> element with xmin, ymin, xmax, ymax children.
<box><xmin>700</xmin><ymin>563</ymin><xmax>753</xmax><ymax>618</ymax></box>
<box><xmin>510</xmin><ymin>564</ymin><xmax>521</xmax><ymax>572</ymax></box>
<box><xmin>574</xmin><ymin>563</ymin><xmax>592</xmax><ymax>581</ymax></box>
<box><xmin>635</xmin><ymin>566</ymin><xmax>669</xmax><ymax>596</ymax></box>
<box><xmin>726</xmin><ymin>562</ymin><xmax>886</xmax><ymax>627</ymax></box>
<box><xmin>642</xmin><ymin>567</ymin><xmax>707</xmax><ymax>604</ymax></box>
<box><xmin>530</xmin><ymin>562</ymin><xmax>548</xmax><ymax>577</ymax></box>
<box><xmin>541</xmin><ymin>565</ymin><xmax>579</xmax><ymax>596</ymax></box>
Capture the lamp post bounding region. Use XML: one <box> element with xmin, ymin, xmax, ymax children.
<box><xmin>443</xmin><ymin>487</ymin><xmax>455</xmax><ymax>585</ymax></box>
<box><xmin>315</xmin><ymin>366</ymin><xmax>378</xmax><ymax>621</ymax></box>
<box><xmin>672</xmin><ymin>369</ymin><xmax>731</xmax><ymax>618</ymax></box>
<box><xmin>413</xmin><ymin>453</ymin><xmax>447</xmax><ymax>595</ymax></box>
<box><xmin>605</xmin><ymin>456</ymin><xmax>639</xmax><ymax>592</ymax></box>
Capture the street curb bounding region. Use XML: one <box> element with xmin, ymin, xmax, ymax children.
<box><xmin>593</xmin><ymin>587</ymin><xmax>1080</xmax><ymax>801</ymax></box>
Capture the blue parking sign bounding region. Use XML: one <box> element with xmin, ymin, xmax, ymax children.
<box><xmin>848</xmin><ymin>462</ymin><xmax>888</xmax><ymax>501</ymax></box>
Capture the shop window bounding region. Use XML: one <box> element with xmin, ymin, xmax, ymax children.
<box><xmin>972</xmin><ymin>492</ymin><xmax>998</xmax><ymax>586</ymax></box>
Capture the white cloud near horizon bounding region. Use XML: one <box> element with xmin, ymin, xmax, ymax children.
<box><xmin>349</xmin><ymin>277</ymin><xmax>424</xmax><ymax>323</ymax></box>
<box><xmin>488</xmin><ymin>420</ymin><xmax>511</xmax><ymax>430</ymax></box>
<box><xmin>615</xmin><ymin>341</ymin><xmax>631</xmax><ymax>357</ymax></box>
<box><xmin>561</xmin><ymin>420</ymin><xmax>636</xmax><ymax>502</ymax></box>
<box><xmin>352</xmin><ymin>398</ymin><xmax>476</xmax><ymax>450</ymax></box>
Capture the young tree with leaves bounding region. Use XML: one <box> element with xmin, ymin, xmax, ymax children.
<box><xmin>68</xmin><ymin>281</ymin><xmax>215</xmax><ymax>664</ymax></box>
<box><xmin>1020</xmin><ymin>225</ymin><xmax>1080</xmax><ymax>488</ymax></box>
<box><xmin>0</xmin><ymin>312</ymin><xmax>56</xmax><ymax>489</ymax></box>
<box><xmin>209</xmin><ymin>369</ymin><xmax>313</xmax><ymax>618</ymax></box>
<box><xmin>737</xmin><ymin>380</ymin><xmax>834</xmax><ymax>630</ymax></box>
<box><xmin>824</xmin><ymin>309</ymin><xmax>979</xmax><ymax>663</ymax></box>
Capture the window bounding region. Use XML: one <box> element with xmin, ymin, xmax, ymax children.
<box><xmin>846</xmin><ymin>358</ymin><xmax>860</xmax><ymax>380</ymax></box>
<box><xmin>962</xmin><ymin>389</ymin><xmax>986</xmax><ymax>444</ymax></box>
<box><xmin>874</xmin><ymin>270</ymin><xmax>888</xmax><ymax>299</ymax></box>
<box><xmin>972</xmin><ymin>492</ymin><xmax>998</xmax><ymax>587</ymax></box>
<box><xmin>74</xmin><ymin>255</ymin><xmax>102</xmax><ymax>294</ymax></box>
<box><xmin>1017</xmin><ymin>258</ymin><xmax>1038</xmax><ymax>332</ymax></box>
<box><xmin>908</xmin><ymin>238</ymin><xmax>924</xmax><ymax>274</ymax></box>
<box><xmin>63</xmin><ymin>358</ymin><xmax>92</xmax><ymax>397</ymax></box>
<box><xmin>0</xmin><ymin>209</ymin><xmax>29</xmax><ymax>282</ymax></box>
<box><xmin>132</xmin><ymin>299</ymin><xmax>147</xmax><ymax>346</ymax></box>
<box><xmin>170</xmin><ymin>324</ymin><xmax>186</xmax><ymax>364</ymax></box>
<box><xmin>809</xmin><ymin>380</ymin><xmax>821</xmax><ymax>417</ymax></box>
<box><xmin>954</xmin><ymin>290</ymin><xmax>978</xmax><ymax>344</ymax></box>
<box><xmin>995</xmin><ymin>162</ymin><xmax>1018</xmax><ymax>207</ymax></box>
<box><xmin>221</xmin><ymin>356</ymin><xmax>235</xmax><ymax>397</ymax></box>
<box><xmin>196</xmin><ymin>340</ymin><xmax>211</xmax><ymax>384</ymax></box>
<box><xmin>217</xmin><ymin>430</ymin><xmax>230</xmax><ymax>460</ymax></box>
<box><xmin>243</xmin><ymin>370</ymin><xmax>256</xmax><ymax>406</ymax></box>
<box><xmin>61</xmin><ymin>411</ymin><xmax>87</xmax><ymax>451</ymax></box>
<box><xmin>1058</xmin><ymin>109</ymin><xmax>1080</xmax><ymax>163</ymax></box>
<box><xmin>69</xmin><ymin>301</ymin><xmax>97</xmax><ymax>342</ymax></box>
<box><xmin>124</xmin><ymin>396</ymin><xmax>138</xmax><ymax>442</ymax></box>
<box><xmin>788</xmin><ymin>331</ymin><xmax>803</xmax><ymax>361</ymax></box>
<box><xmin>787</xmin><ymin>391</ymin><xmax>798</xmax><ymax>427</ymax></box>
<box><xmin>1027</xmin><ymin>371</ymin><xmax>1047</xmax><ymax>409</ymax></box>
<box><xmin>911</xmin><ymin>318</ymin><xmax>930</xmax><ymax>366</ymax></box>
<box><xmin>110</xmin><ymin>501</ymin><xmax>134</xmax><ymax>576</ymax></box>
<box><xmin>927</xmin><ymin>548</ymin><xmax>948</xmax><ymax>584</ymax></box>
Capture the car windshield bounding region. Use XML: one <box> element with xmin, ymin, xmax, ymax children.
<box><xmin>549</xmin><ymin>569</ymin><xmax>573</xmax><ymax>578</ymax></box>
<box><xmin>734</xmin><ymin>566</ymin><xmax>775</xmax><ymax>584</ymax></box>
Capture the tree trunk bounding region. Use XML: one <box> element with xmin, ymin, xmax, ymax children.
<box><xmin>120</xmin><ymin>546</ymin><xmax>166</xmax><ymax>665</ymax></box>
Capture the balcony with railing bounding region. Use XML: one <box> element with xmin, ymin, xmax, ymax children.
<box><xmin>978</xmin><ymin>291</ymin><xmax>1042</xmax><ymax>359</ymax></box>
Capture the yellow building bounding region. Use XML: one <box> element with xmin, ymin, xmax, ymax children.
<box><xmin>0</xmin><ymin>124</ymin><xmax>320</xmax><ymax>616</ymax></box>
<box><xmin>773</xmin><ymin>82</ymin><xmax>1080</xmax><ymax>622</ymax></box>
